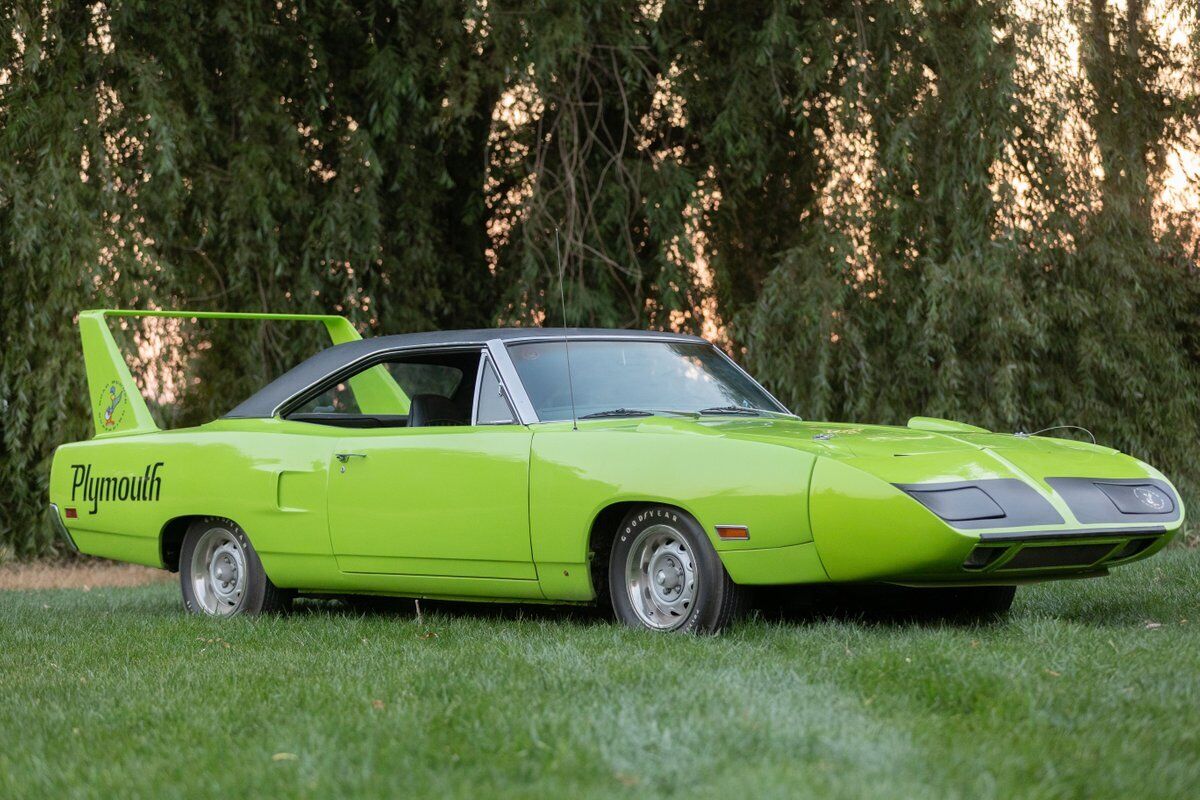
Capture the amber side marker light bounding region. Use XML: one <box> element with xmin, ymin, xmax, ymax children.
<box><xmin>716</xmin><ymin>525</ymin><xmax>750</xmax><ymax>541</ymax></box>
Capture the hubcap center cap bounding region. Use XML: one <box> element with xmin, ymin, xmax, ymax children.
<box><xmin>208</xmin><ymin>543</ymin><xmax>244</xmax><ymax>601</ymax></box>
<box><xmin>649</xmin><ymin>553</ymin><xmax>683</xmax><ymax>595</ymax></box>
<box><xmin>213</xmin><ymin>558</ymin><xmax>234</xmax><ymax>583</ymax></box>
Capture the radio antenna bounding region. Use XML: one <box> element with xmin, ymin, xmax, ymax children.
<box><xmin>555</xmin><ymin>228</ymin><xmax>579</xmax><ymax>431</ymax></box>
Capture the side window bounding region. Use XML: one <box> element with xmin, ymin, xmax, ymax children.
<box><xmin>475</xmin><ymin>358</ymin><xmax>517</xmax><ymax>425</ymax></box>
<box><xmin>385</xmin><ymin>363</ymin><xmax>462</xmax><ymax>397</ymax></box>
<box><xmin>288</xmin><ymin>351</ymin><xmax>473</xmax><ymax>423</ymax></box>
<box><xmin>294</xmin><ymin>380</ymin><xmax>361</xmax><ymax>414</ymax></box>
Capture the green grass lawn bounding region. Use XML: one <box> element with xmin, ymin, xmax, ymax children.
<box><xmin>2</xmin><ymin>552</ymin><xmax>1199</xmax><ymax>800</ymax></box>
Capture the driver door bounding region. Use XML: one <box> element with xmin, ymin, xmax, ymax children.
<box><xmin>321</xmin><ymin>350</ymin><xmax>535</xmax><ymax>580</ymax></box>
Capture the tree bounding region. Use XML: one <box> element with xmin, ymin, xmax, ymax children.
<box><xmin>1</xmin><ymin>0</ymin><xmax>1196</xmax><ymax>557</ymax></box>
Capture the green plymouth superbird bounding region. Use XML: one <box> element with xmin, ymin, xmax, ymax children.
<box><xmin>49</xmin><ymin>310</ymin><xmax>1185</xmax><ymax>633</ymax></box>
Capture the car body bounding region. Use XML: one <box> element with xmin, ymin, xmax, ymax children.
<box><xmin>49</xmin><ymin>310</ymin><xmax>1185</xmax><ymax>630</ymax></box>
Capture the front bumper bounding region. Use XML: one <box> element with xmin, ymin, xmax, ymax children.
<box><xmin>957</xmin><ymin>526</ymin><xmax>1169</xmax><ymax>576</ymax></box>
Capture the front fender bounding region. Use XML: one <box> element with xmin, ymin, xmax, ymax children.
<box><xmin>529</xmin><ymin>422</ymin><xmax>818</xmax><ymax>599</ymax></box>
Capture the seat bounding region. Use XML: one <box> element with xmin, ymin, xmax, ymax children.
<box><xmin>407</xmin><ymin>394</ymin><xmax>465</xmax><ymax>428</ymax></box>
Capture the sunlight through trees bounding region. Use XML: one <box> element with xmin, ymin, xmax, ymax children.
<box><xmin>2</xmin><ymin>0</ymin><xmax>1197</xmax><ymax>555</ymax></box>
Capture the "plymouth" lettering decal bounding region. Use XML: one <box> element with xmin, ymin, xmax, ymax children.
<box><xmin>70</xmin><ymin>462</ymin><xmax>163</xmax><ymax>515</ymax></box>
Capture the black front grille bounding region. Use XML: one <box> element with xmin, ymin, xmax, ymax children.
<box><xmin>962</xmin><ymin>546</ymin><xmax>1006</xmax><ymax>570</ymax></box>
<box><xmin>1109</xmin><ymin>538</ymin><xmax>1155</xmax><ymax>561</ymax></box>
<box><xmin>1000</xmin><ymin>543</ymin><xmax>1116</xmax><ymax>570</ymax></box>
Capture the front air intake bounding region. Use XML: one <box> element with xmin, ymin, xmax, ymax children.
<box><xmin>1108</xmin><ymin>538</ymin><xmax>1155</xmax><ymax>561</ymax></box>
<box><xmin>962</xmin><ymin>546</ymin><xmax>1006</xmax><ymax>570</ymax></box>
<box><xmin>999</xmin><ymin>544</ymin><xmax>1116</xmax><ymax>571</ymax></box>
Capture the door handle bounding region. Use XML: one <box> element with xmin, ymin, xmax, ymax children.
<box><xmin>334</xmin><ymin>453</ymin><xmax>367</xmax><ymax>463</ymax></box>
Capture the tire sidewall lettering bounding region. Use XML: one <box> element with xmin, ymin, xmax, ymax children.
<box><xmin>625</xmin><ymin>508</ymin><xmax>680</xmax><ymax>539</ymax></box>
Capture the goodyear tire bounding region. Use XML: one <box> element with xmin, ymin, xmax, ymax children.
<box><xmin>609</xmin><ymin>505</ymin><xmax>742</xmax><ymax>634</ymax></box>
<box><xmin>179</xmin><ymin>519</ymin><xmax>289</xmax><ymax>617</ymax></box>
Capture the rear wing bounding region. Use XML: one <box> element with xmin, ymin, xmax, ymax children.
<box><xmin>79</xmin><ymin>309</ymin><xmax>408</xmax><ymax>437</ymax></box>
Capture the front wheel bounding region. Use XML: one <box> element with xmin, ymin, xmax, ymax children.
<box><xmin>608</xmin><ymin>505</ymin><xmax>742</xmax><ymax>634</ymax></box>
<box><xmin>179</xmin><ymin>519</ymin><xmax>290</xmax><ymax>617</ymax></box>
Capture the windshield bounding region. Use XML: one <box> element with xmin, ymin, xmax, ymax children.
<box><xmin>507</xmin><ymin>340</ymin><xmax>786</xmax><ymax>422</ymax></box>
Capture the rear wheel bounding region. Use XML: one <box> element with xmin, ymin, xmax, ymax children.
<box><xmin>608</xmin><ymin>505</ymin><xmax>742</xmax><ymax>634</ymax></box>
<box><xmin>179</xmin><ymin>519</ymin><xmax>289</xmax><ymax>617</ymax></box>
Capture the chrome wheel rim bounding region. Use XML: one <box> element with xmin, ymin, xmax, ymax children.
<box><xmin>625</xmin><ymin>523</ymin><xmax>697</xmax><ymax>630</ymax></box>
<box><xmin>189</xmin><ymin>527</ymin><xmax>247</xmax><ymax>616</ymax></box>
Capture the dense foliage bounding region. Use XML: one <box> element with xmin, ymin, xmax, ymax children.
<box><xmin>2</xmin><ymin>1</ymin><xmax>1197</xmax><ymax>557</ymax></box>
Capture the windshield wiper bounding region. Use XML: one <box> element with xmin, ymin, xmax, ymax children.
<box><xmin>698</xmin><ymin>405</ymin><xmax>762</xmax><ymax>416</ymax></box>
<box><xmin>578</xmin><ymin>408</ymin><xmax>654</xmax><ymax>419</ymax></box>
<box><xmin>578</xmin><ymin>408</ymin><xmax>702</xmax><ymax>420</ymax></box>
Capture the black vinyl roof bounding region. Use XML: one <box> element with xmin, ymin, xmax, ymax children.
<box><xmin>224</xmin><ymin>327</ymin><xmax>706</xmax><ymax>419</ymax></box>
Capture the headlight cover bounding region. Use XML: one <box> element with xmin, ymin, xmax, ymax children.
<box><xmin>1096</xmin><ymin>483</ymin><xmax>1174</xmax><ymax>515</ymax></box>
<box><xmin>1045</xmin><ymin>477</ymin><xmax>1181</xmax><ymax>524</ymax></box>
<box><xmin>895</xmin><ymin>479</ymin><xmax>1066</xmax><ymax>529</ymax></box>
<box><xmin>905</xmin><ymin>486</ymin><xmax>1005</xmax><ymax>522</ymax></box>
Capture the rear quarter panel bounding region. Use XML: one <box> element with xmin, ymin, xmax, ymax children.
<box><xmin>49</xmin><ymin>419</ymin><xmax>337</xmax><ymax>582</ymax></box>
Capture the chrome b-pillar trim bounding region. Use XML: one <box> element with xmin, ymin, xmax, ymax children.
<box><xmin>486</xmin><ymin>339</ymin><xmax>540</xmax><ymax>425</ymax></box>
<box><xmin>48</xmin><ymin>503</ymin><xmax>79</xmax><ymax>552</ymax></box>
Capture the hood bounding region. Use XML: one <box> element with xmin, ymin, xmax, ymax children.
<box><xmin>679</xmin><ymin>417</ymin><xmax>981</xmax><ymax>459</ymax></box>
<box><xmin>686</xmin><ymin>417</ymin><xmax>1161</xmax><ymax>491</ymax></box>
<box><xmin>682</xmin><ymin>415</ymin><xmax>1180</xmax><ymax>531</ymax></box>
<box><xmin>686</xmin><ymin>415</ymin><xmax>1119</xmax><ymax>459</ymax></box>
<box><xmin>621</xmin><ymin>414</ymin><xmax>1159</xmax><ymax>489</ymax></box>
<box><xmin>574</xmin><ymin>413</ymin><xmax>1179</xmax><ymax>530</ymax></box>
